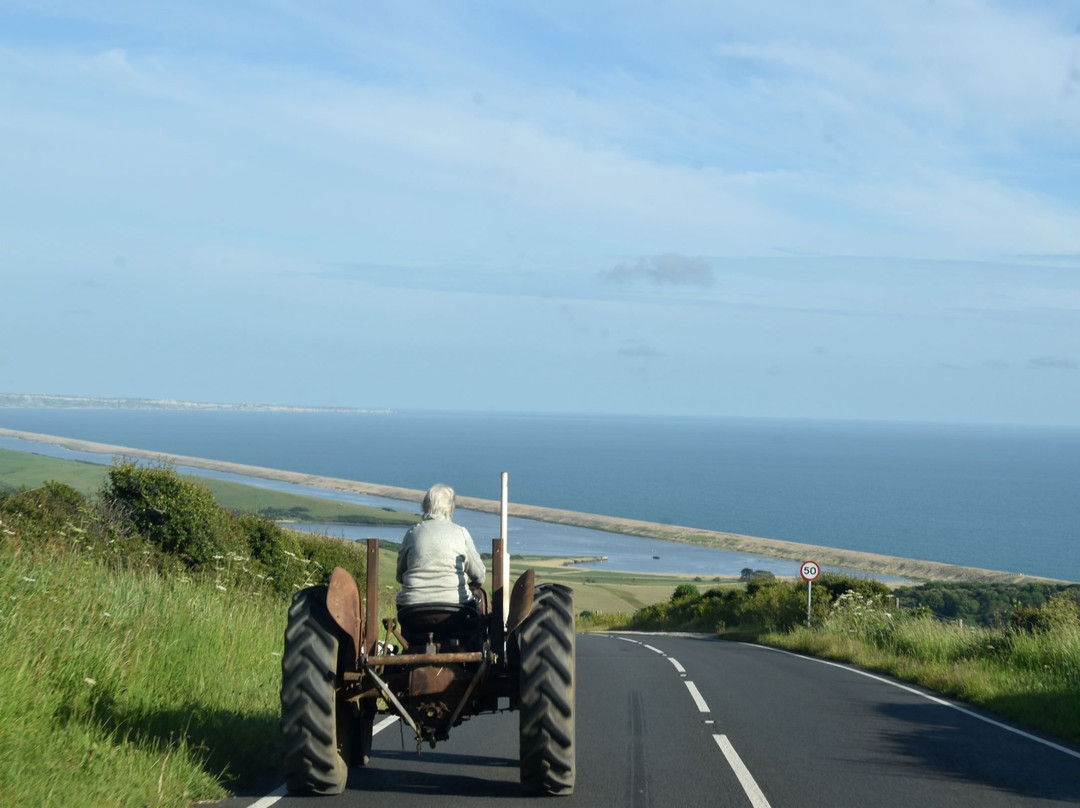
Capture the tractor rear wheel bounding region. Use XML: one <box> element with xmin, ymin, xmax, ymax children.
<box><xmin>281</xmin><ymin>585</ymin><xmax>349</xmax><ymax>795</ymax></box>
<box><xmin>518</xmin><ymin>582</ymin><xmax>575</xmax><ymax>795</ymax></box>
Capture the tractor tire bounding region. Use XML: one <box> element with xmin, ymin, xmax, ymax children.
<box><xmin>518</xmin><ymin>582</ymin><xmax>575</xmax><ymax>795</ymax></box>
<box><xmin>281</xmin><ymin>585</ymin><xmax>349</xmax><ymax>795</ymax></box>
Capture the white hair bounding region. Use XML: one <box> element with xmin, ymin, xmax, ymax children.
<box><xmin>422</xmin><ymin>483</ymin><xmax>455</xmax><ymax>519</ymax></box>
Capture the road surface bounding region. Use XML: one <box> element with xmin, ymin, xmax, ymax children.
<box><xmin>223</xmin><ymin>633</ymin><xmax>1080</xmax><ymax>807</ymax></box>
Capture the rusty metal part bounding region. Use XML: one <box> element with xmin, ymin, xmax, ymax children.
<box><xmin>507</xmin><ymin>569</ymin><xmax>535</xmax><ymax>634</ymax></box>
<box><xmin>409</xmin><ymin>664</ymin><xmax>456</xmax><ymax>697</ymax></box>
<box><xmin>469</xmin><ymin>581</ymin><xmax>490</xmax><ymax>615</ymax></box>
<box><xmin>343</xmin><ymin>651</ymin><xmax>485</xmax><ymax>674</ymax></box>
<box><xmin>382</xmin><ymin>617</ymin><xmax>409</xmax><ymax>652</ymax></box>
<box><xmin>443</xmin><ymin>659</ymin><xmax>489</xmax><ymax>732</ymax></box>
<box><xmin>491</xmin><ymin>538</ymin><xmax>506</xmax><ymax>661</ymax></box>
<box><xmin>326</xmin><ymin>566</ymin><xmax>362</xmax><ymax>668</ymax></box>
<box><xmin>365</xmin><ymin>666</ymin><xmax>420</xmax><ymax>736</ymax></box>
<box><xmin>364</xmin><ymin>539</ymin><xmax>380</xmax><ymax>657</ymax></box>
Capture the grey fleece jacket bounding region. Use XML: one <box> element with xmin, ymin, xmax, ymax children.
<box><xmin>395</xmin><ymin>515</ymin><xmax>487</xmax><ymax>606</ymax></box>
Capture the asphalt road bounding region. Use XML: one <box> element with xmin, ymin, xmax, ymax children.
<box><xmin>225</xmin><ymin>633</ymin><xmax>1080</xmax><ymax>807</ymax></box>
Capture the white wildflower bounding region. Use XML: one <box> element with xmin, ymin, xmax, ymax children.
<box><xmin>84</xmin><ymin>678</ymin><xmax>97</xmax><ymax>686</ymax></box>
<box><xmin>103</xmin><ymin>612</ymin><xmax>112</xmax><ymax>618</ymax></box>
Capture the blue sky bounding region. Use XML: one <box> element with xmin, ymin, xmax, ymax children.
<box><xmin>2</xmin><ymin>1</ymin><xmax>1079</xmax><ymax>424</ymax></box>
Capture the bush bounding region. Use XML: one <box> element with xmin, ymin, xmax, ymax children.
<box><xmin>1011</xmin><ymin>594</ymin><xmax>1080</xmax><ymax>634</ymax></box>
<box><xmin>236</xmin><ymin>515</ymin><xmax>308</xmax><ymax>595</ymax></box>
<box><xmin>824</xmin><ymin>588</ymin><xmax>895</xmax><ymax>638</ymax></box>
<box><xmin>0</xmin><ymin>481</ymin><xmax>87</xmax><ymax>539</ymax></box>
<box><xmin>103</xmin><ymin>461</ymin><xmax>246</xmax><ymax>569</ymax></box>
<box><xmin>0</xmin><ymin>482</ymin><xmax>159</xmax><ymax>568</ymax></box>
<box><xmin>815</xmin><ymin>573</ymin><xmax>892</xmax><ymax>604</ymax></box>
<box><xmin>671</xmin><ymin>583</ymin><xmax>700</xmax><ymax>602</ymax></box>
<box><xmin>739</xmin><ymin>568</ymin><xmax>776</xmax><ymax>583</ymax></box>
<box><xmin>294</xmin><ymin>531</ymin><xmax>366</xmax><ymax>587</ymax></box>
<box><xmin>736</xmin><ymin>582</ymin><xmax>808</xmax><ymax>633</ymax></box>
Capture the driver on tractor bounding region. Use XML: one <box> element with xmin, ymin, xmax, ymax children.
<box><xmin>395</xmin><ymin>483</ymin><xmax>487</xmax><ymax>647</ymax></box>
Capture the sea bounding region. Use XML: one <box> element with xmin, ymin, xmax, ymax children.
<box><xmin>0</xmin><ymin>408</ymin><xmax>1078</xmax><ymax>583</ymax></box>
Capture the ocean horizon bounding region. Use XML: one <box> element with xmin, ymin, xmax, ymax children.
<box><xmin>0</xmin><ymin>408</ymin><xmax>1077</xmax><ymax>582</ymax></box>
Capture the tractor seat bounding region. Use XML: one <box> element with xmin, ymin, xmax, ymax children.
<box><xmin>396</xmin><ymin>602</ymin><xmax>483</xmax><ymax>645</ymax></box>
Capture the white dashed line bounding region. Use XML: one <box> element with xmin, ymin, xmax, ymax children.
<box><xmin>618</xmin><ymin>636</ymin><xmax>772</xmax><ymax>806</ymax></box>
<box><xmin>715</xmin><ymin>734</ymin><xmax>773</xmax><ymax>808</ymax></box>
<box><xmin>249</xmin><ymin>785</ymin><xmax>287</xmax><ymax>808</ymax></box>
<box><xmin>684</xmin><ymin>680</ymin><xmax>711</xmax><ymax>713</ymax></box>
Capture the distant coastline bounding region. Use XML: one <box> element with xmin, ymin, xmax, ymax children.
<box><xmin>0</xmin><ymin>425</ymin><xmax>1063</xmax><ymax>586</ymax></box>
<box><xmin>0</xmin><ymin>393</ymin><xmax>390</xmax><ymax>414</ymax></box>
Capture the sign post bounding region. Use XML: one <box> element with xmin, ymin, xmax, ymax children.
<box><xmin>800</xmin><ymin>560</ymin><xmax>821</xmax><ymax>628</ymax></box>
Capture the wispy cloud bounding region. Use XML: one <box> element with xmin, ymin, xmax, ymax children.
<box><xmin>1026</xmin><ymin>356</ymin><xmax>1078</xmax><ymax>371</ymax></box>
<box><xmin>600</xmin><ymin>254</ymin><xmax>715</xmax><ymax>287</ymax></box>
<box><xmin>618</xmin><ymin>339</ymin><xmax>663</xmax><ymax>358</ymax></box>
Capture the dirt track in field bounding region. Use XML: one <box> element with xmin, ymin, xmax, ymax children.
<box><xmin>0</xmin><ymin>426</ymin><xmax>1059</xmax><ymax>584</ymax></box>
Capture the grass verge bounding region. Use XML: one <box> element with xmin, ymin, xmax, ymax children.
<box><xmin>0</xmin><ymin>546</ymin><xmax>285</xmax><ymax>807</ymax></box>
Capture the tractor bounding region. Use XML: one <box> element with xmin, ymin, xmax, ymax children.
<box><xmin>279</xmin><ymin>475</ymin><xmax>575</xmax><ymax>796</ymax></box>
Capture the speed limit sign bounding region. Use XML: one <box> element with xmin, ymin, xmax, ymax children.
<box><xmin>800</xmin><ymin>561</ymin><xmax>820</xmax><ymax>627</ymax></box>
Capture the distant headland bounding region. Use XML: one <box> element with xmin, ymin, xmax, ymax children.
<box><xmin>0</xmin><ymin>393</ymin><xmax>390</xmax><ymax>414</ymax></box>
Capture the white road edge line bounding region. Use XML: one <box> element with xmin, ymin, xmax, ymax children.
<box><xmin>684</xmin><ymin>680</ymin><xmax>711</xmax><ymax>713</ymax></box>
<box><xmin>753</xmin><ymin>644</ymin><xmax>1080</xmax><ymax>760</ymax></box>
<box><xmin>714</xmin><ymin>734</ymin><xmax>773</xmax><ymax>808</ymax></box>
<box><xmin>253</xmin><ymin>716</ymin><xmax>401</xmax><ymax>806</ymax></box>
<box><xmin>667</xmin><ymin>656</ymin><xmax>687</xmax><ymax>674</ymax></box>
<box><xmin>249</xmin><ymin>785</ymin><xmax>287</xmax><ymax>808</ymax></box>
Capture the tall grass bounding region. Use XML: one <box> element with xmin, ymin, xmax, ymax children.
<box><xmin>0</xmin><ymin>544</ymin><xmax>288</xmax><ymax>807</ymax></box>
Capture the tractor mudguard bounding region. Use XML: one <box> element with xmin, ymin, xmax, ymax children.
<box><xmin>507</xmin><ymin>569</ymin><xmax>535</xmax><ymax>635</ymax></box>
<box><xmin>326</xmin><ymin>566</ymin><xmax>362</xmax><ymax>669</ymax></box>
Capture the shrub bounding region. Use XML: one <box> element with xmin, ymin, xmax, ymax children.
<box><xmin>671</xmin><ymin>582</ymin><xmax>700</xmax><ymax>602</ymax></box>
<box><xmin>815</xmin><ymin>573</ymin><xmax>892</xmax><ymax>604</ymax></box>
<box><xmin>294</xmin><ymin>530</ymin><xmax>366</xmax><ymax>588</ymax></box>
<box><xmin>236</xmin><ymin>515</ymin><xmax>308</xmax><ymax>595</ymax></box>
<box><xmin>739</xmin><ymin>568</ymin><xmax>776</xmax><ymax>583</ymax></box>
<box><xmin>736</xmin><ymin>582</ymin><xmax>807</xmax><ymax>633</ymax></box>
<box><xmin>0</xmin><ymin>481</ymin><xmax>86</xmax><ymax>539</ymax></box>
<box><xmin>103</xmin><ymin>461</ymin><xmax>246</xmax><ymax>569</ymax></box>
<box><xmin>825</xmin><ymin>588</ymin><xmax>895</xmax><ymax>639</ymax></box>
<box><xmin>1011</xmin><ymin>594</ymin><xmax>1080</xmax><ymax>634</ymax></box>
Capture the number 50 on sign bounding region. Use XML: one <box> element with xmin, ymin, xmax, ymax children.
<box><xmin>800</xmin><ymin>560</ymin><xmax>820</xmax><ymax>626</ymax></box>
